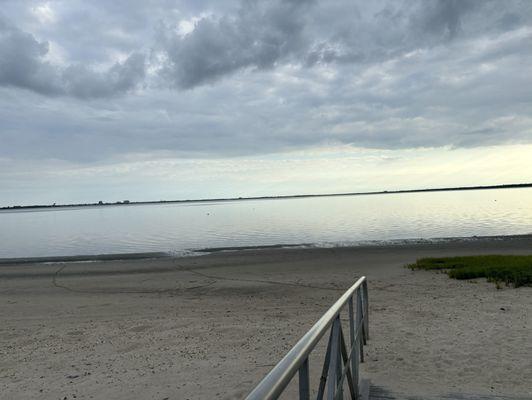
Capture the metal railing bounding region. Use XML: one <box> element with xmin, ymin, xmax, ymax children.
<box><xmin>246</xmin><ymin>276</ymin><xmax>369</xmax><ymax>400</ymax></box>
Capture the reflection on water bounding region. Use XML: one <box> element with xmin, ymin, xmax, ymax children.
<box><xmin>1</xmin><ymin>188</ymin><xmax>531</xmax><ymax>258</ymax></box>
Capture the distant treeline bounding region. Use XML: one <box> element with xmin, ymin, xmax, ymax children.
<box><xmin>2</xmin><ymin>183</ymin><xmax>531</xmax><ymax>210</ymax></box>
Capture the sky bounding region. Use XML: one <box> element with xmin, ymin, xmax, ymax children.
<box><xmin>1</xmin><ymin>0</ymin><xmax>531</xmax><ymax>206</ymax></box>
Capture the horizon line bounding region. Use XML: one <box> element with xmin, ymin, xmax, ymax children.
<box><xmin>2</xmin><ymin>182</ymin><xmax>532</xmax><ymax>210</ymax></box>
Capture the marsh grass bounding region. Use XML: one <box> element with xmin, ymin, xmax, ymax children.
<box><xmin>407</xmin><ymin>255</ymin><xmax>532</xmax><ymax>287</ymax></box>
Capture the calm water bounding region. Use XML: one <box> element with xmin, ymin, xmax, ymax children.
<box><xmin>1</xmin><ymin>188</ymin><xmax>531</xmax><ymax>258</ymax></box>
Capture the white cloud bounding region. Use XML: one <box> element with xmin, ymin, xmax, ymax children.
<box><xmin>31</xmin><ymin>2</ymin><xmax>56</xmax><ymax>25</ymax></box>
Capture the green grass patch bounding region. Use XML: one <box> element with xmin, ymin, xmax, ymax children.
<box><xmin>407</xmin><ymin>255</ymin><xmax>532</xmax><ymax>288</ymax></box>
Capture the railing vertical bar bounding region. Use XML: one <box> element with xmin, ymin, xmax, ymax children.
<box><xmin>363</xmin><ymin>280</ymin><xmax>369</xmax><ymax>340</ymax></box>
<box><xmin>354</xmin><ymin>292</ymin><xmax>360</xmax><ymax>393</ymax></box>
<box><xmin>336</xmin><ymin>328</ymin><xmax>343</xmax><ymax>400</ymax></box>
<box><xmin>348</xmin><ymin>295</ymin><xmax>358</xmax><ymax>399</ymax></box>
<box><xmin>348</xmin><ymin>295</ymin><xmax>355</xmax><ymax>347</ymax></box>
<box><xmin>357</xmin><ymin>290</ymin><xmax>365</xmax><ymax>362</ymax></box>
<box><xmin>299</xmin><ymin>357</ymin><xmax>310</xmax><ymax>400</ymax></box>
<box><xmin>339</xmin><ymin>326</ymin><xmax>357</xmax><ymax>400</ymax></box>
<box><xmin>327</xmin><ymin>317</ymin><xmax>341</xmax><ymax>400</ymax></box>
<box><xmin>316</xmin><ymin>328</ymin><xmax>334</xmax><ymax>400</ymax></box>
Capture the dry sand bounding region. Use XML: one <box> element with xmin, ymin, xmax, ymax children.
<box><xmin>1</xmin><ymin>236</ymin><xmax>531</xmax><ymax>399</ymax></box>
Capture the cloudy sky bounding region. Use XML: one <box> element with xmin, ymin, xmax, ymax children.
<box><xmin>1</xmin><ymin>0</ymin><xmax>531</xmax><ymax>205</ymax></box>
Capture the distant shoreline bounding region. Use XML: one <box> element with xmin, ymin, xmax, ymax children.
<box><xmin>1</xmin><ymin>182</ymin><xmax>531</xmax><ymax>210</ymax></box>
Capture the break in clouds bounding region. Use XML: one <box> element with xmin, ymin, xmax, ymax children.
<box><xmin>1</xmin><ymin>0</ymin><xmax>532</xmax><ymax>162</ymax></box>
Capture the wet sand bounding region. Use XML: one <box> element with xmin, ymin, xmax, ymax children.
<box><xmin>1</xmin><ymin>236</ymin><xmax>531</xmax><ymax>399</ymax></box>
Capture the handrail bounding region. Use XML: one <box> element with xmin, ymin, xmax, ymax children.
<box><xmin>246</xmin><ymin>276</ymin><xmax>369</xmax><ymax>400</ymax></box>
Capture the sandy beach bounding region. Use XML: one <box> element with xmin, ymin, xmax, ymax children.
<box><xmin>1</xmin><ymin>236</ymin><xmax>531</xmax><ymax>400</ymax></box>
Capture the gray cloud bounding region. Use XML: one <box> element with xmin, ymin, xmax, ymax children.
<box><xmin>156</xmin><ymin>0</ymin><xmax>530</xmax><ymax>88</ymax></box>
<box><xmin>154</xmin><ymin>0</ymin><xmax>531</xmax><ymax>89</ymax></box>
<box><xmin>0</xmin><ymin>0</ymin><xmax>531</xmax><ymax>165</ymax></box>
<box><xmin>62</xmin><ymin>53</ymin><xmax>145</xmax><ymax>98</ymax></box>
<box><xmin>0</xmin><ymin>15</ymin><xmax>60</xmax><ymax>95</ymax></box>
<box><xmin>412</xmin><ymin>0</ymin><xmax>478</xmax><ymax>39</ymax></box>
<box><xmin>0</xmin><ymin>14</ymin><xmax>145</xmax><ymax>98</ymax></box>
<box><xmin>2</xmin><ymin>1</ymin><xmax>530</xmax><ymax>94</ymax></box>
<box><xmin>160</xmin><ymin>0</ymin><xmax>314</xmax><ymax>88</ymax></box>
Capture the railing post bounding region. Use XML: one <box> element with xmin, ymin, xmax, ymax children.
<box><xmin>317</xmin><ymin>330</ymin><xmax>333</xmax><ymax>400</ymax></box>
<box><xmin>357</xmin><ymin>290</ymin><xmax>365</xmax><ymax>361</ymax></box>
<box><xmin>363</xmin><ymin>280</ymin><xmax>369</xmax><ymax>340</ymax></box>
<box><xmin>299</xmin><ymin>357</ymin><xmax>310</xmax><ymax>400</ymax></box>
<box><xmin>348</xmin><ymin>295</ymin><xmax>359</xmax><ymax>399</ymax></box>
<box><xmin>339</xmin><ymin>327</ymin><xmax>357</xmax><ymax>400</ymax></box>
<box><xmin>327</xmin><ymin>317</ymin><xmax>341</xmax><ymax>400</ymax></box>
<box><xmin>336</xmin><ymin>334</ymin><xmax>343</xmax><ymax>400</ymax></box>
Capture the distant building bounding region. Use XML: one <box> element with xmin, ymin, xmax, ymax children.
<box><xmin>98</xmin><ymin>201</ymin><xmax>103</xmax><ymax>205</ymax></box>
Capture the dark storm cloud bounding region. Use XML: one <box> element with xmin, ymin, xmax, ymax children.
<box><xmin>0</xmin><ymin>14</ymin><xmax>145</xmax><ymax>98</ymax></box>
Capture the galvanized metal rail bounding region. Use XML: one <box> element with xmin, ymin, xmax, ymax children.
<box><xmin>246</xmin><ymin>276</ymin><xmax>369</xmax><ymax>400</ymax></box>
